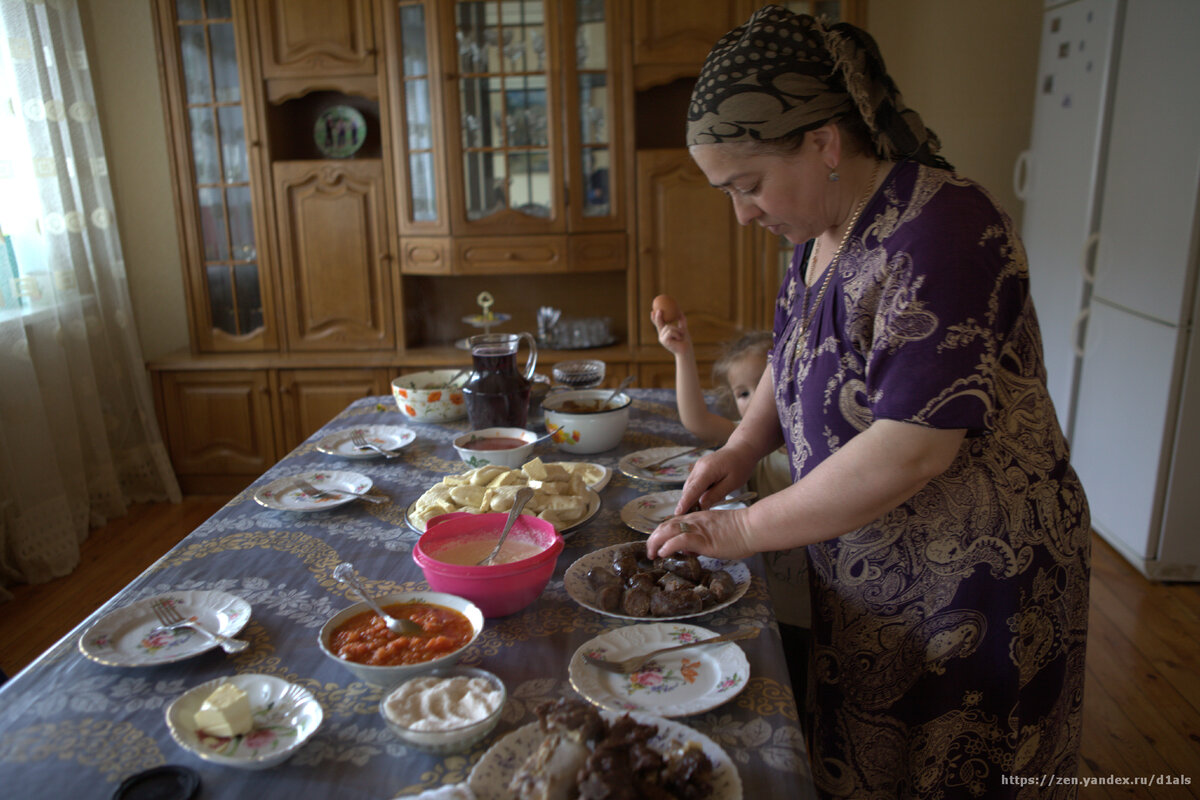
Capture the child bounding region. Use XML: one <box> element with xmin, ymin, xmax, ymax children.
<box><xmin>650</xmin><ymin>298</ymin><xmax>811</xmax><ymax>705</ymax></box>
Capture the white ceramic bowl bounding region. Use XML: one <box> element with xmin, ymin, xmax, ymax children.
<box><xmin>392</xmin><ymin>370</ymin><xmax>469</xmax><ymax>422</ymax></box>
<box><xmin>453</xmin><ymin>427</ymin><xmax>537</xmax><ymax>469</ymax></box>
<box><xmin>318</xmin><ymin>591</ymin><xmax>484</xmax><ymax>688</ymax></box>
<box><xmin>380</xmin><ymin>665</ymin><xmax>506</xmax><ymax>754</ymax></box>
<box><xmin>543</xmin><ymin>388</ymin><xmax>631</xmax><ymax>454</ymax></box>
<box><xmin>165</xmin><ymin>673</ymin><xmax>323</xmax><ymax>770</ymax></box>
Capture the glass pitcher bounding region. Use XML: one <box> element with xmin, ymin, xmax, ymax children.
<box><xmin>463</xmin><ymin>332</ymin><xmax>538</xmax><ymax>429</ymax></box>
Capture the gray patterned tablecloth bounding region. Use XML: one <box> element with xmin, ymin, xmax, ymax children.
<box><xmin>0</xmin><ymin>389</ymin><xmax>814</xmax><ymax>799</ymax></box>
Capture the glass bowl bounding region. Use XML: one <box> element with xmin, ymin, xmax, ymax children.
<box><xmin>552</xmin><ymin>359</ymin><xmax>605</xmax><ymax>388</ymax></box>
<box><xmin>380</xmin><ymin>666</ymin><xmax>506</xmax><ymax>754</ymax></box>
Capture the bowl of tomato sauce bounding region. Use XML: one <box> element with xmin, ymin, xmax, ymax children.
<box><xmin>452</xmin><ymin>427</ymin><xmax>537</xmax><ymax>469</ymax></box>
<box><xmin>318</xmin><ymin>591</ymin><xmax>484</xmax><ymax>688</ymax></box>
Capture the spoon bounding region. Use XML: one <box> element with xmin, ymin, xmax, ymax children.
<box><xmin>476</xmin><ymin>486</ymin><xmax>534</xmax><ymax>566</ymax></box>
<box><xmin>532</xmin><ymin>424</ymin><xmax>564</xmax><ymax>444</ymax></box>
<box><xmin>332</xmin><ymin>562</ymin><xmax>423</xmax><ymax>635</ymax></box>
<box><xmin>599</xmin><ymin>375</ymin><xmax>635</xmax><ymax>410</ymax></box>
<box><xmin>440</xmin><ymin>367</ymin><xmax>471</xmax><ymax>389</ymax></box>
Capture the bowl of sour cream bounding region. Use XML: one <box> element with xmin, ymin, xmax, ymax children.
<box><xmin>380</xmin><ymin>666</ymin><xmax>506</xmax><ymax>754</ymax></box>
<box><xmin>413</xmin><ymin>512</ymin><xmax>563</xmax><ymax>618</ymax></box>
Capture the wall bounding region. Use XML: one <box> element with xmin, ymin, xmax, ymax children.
<box><xmin>77</xmin><ymin>0</ymin><xmax>1043</xmax><ymax>363</ymax></box>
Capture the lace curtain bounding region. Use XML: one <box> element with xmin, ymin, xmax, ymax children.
<box><xmin>0</xmin><ymin>0</ymin><xmax>181</xmax><ymax>600</ymax></box>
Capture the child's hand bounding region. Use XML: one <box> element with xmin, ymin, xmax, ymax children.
<box><xmin>651</xmin><ymin>307</ymin><xmax>692</xmax><ymax>356</ymax></box>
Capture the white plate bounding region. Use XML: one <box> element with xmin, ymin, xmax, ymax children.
<box><xmin>253</xmin><ymin>470</ymin><xmax>374</xmax><ymax>511</ymax></box>
<box><xmin>569</xmin><ymin>623</ymin><xmax>751</xmax><ymax>717</ymax></box>
<box><xmin>618</xmin><ymin>447</ymin><xmax>713</xmax><ymax>484</ymax></box>
<box><xmin>550</xmin><ymin>461</ymin><xmax>612</xmax><ymax>492</ymax></box>
<box><xmin>467</xmin><ymin>709</ymin><xmax>741</xmax><ymax>800</ymax></box>
<box><xmin>79</xmin><ymin>590</ymin><xmax>252</xmax><ymax>667</ymax></box>
<box><xmin>564</xmin><ymin>544</ymin><xmax>751</xmax><ymax>622</ymax></box>
<box><xmin>405</xmin><ymin>489</ymin><xmax>602</xmax><ymax>537</ymax></box>
<box><xmin>166</xmin><ymin>673</ymin><xmax>324</xmax><ymax>770</ymax></box>
<box><xmin>315</xmin><ymin>424</ymin><xmax>416</xmax><ymax>459</ymax></box>
<box><xmin>620</xmin><ymin>490</ymin><xmax>750</xmax><ymax>535</ymax></box>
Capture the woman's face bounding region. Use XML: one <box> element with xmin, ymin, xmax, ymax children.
<box><xmin>689</xmin><ymin>134</ymin><xmax>834</xmax><ymax>245</ymax></box>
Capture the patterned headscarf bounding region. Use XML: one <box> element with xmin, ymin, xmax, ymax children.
<box><xmin>686</xmin><ymin>5</ymin><xmax>952</xmax><ymax>170</ymax></box>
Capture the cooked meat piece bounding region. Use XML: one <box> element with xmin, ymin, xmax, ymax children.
<box><xmin>612</xmin><ymin>551</ymin><xmax>639</xmax><ymax>578</ymax></box>
<box><xmin>658</xmin><ymin>572</ymin><xmax>695</xmax><ymax>593</ymax></box>
<box><xmin>622</xmin><ymin>586</ymin><xmax>651</xmax><ymax>617</ymax></box>
<box><xmin>657</xmin><ymin>554</ymin><xmax>703</xmax><ymax>582</ymax></box>
<box><xmin>587</xmin><ymin>565</ymin><xmax>621</xmax><ymax>591</ymax></box>
<box><xmin>662</xmin><ymin>742</ymin><xmax>714</xmax><ymax>800</ymax></box>
<box><xmin>692</xmin><ymin>584</ymin><xmax>714</xmax><ymax>608</ymax></box>
<box><xmin>597</xmin><ymin>584</ymin><xmax>622</xmax><ymax>611</ymax></box>
<box><xmin>535</xmin><ymin>698</ymin><xmax>605</xmax><ymax>744</ymax></box>
<box><xmin>626</xmin><ymin>572</ymin><xmax>657</xmax><ymax>593</ymax></box>
<box><xmin>508</xmin><ymin>731</ymin><xmax>591</xmax><ymax>800</ymax></box>
<box><xmin>706</xmin><ymin>569</ymin><xmax>736</xmax><ymax>602</ymax></box>
<box><xmin>649</xmin><ymin>588</ymin><xmax>702</xmax><ymax>616</ymax></box>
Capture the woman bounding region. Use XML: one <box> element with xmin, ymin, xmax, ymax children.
<box><xmin>647</xmin><ymin>7</ymin><xmax>1091</xmax><ymax>798</ymax></box>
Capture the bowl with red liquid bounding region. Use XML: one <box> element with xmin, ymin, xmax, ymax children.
<box><xmin>413</xmin><ymin>512</ymin><xmax>563</xmax><ymax>617</ymax></box>
<box><xmin>452</xmin><ymin>427</ymin><xmax>537</xmax><ymax>469</ymax></box>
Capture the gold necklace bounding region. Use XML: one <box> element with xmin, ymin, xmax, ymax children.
<box><xmin>797</xmin><ymin>160</ymin><xmax>882</xmax><ymax>343</ymax></box>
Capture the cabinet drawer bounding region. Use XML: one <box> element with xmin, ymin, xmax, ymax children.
<box><xmin>453</xmin><ymin>236</ymin><xmax>568</xmax><ymax>274</ymax></box>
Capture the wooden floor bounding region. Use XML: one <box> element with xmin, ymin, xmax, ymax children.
<box><xmin>1</xmin><ymin>499</ymin><xmax>1198</xmax><ymax>795</ymax></box>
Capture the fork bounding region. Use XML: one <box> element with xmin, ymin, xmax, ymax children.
<box><xmin>583</xmin><ymin>627</ymin><xmax>760</xmax><ymax>674</ymax></box>
<box><xmin>636</xmin><ymin>445</ymin><xmax>706</xmax><ymax>472</ymax></box>
<box><xmin>150</xmin><ymin>597</ymin><xmax>249</xmax><ymax>654</ymax></box>
<box><xmin>350</xmin><ymin>429</ymin><xmax>399</xmax><ymax>458</ymax></box>
<box><xmin>294</xmin><ymin>477</ymin><xmax>386</xmax><ymax>504</ymax></box>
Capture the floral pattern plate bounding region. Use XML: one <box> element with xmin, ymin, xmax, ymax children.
<box><xmin>467</xmin><ymin>708</ymin><xmax>741</xmax><ymax>800</ymax></box>
<box><xmin>564</xmin><ymin>544</ymin><xmax>751</xmax><ymax>622</ymax></box>
<box><xmin>315</xmin><ymin>424</ymin><xmax>416</xmax><ymax>459</ymax></box>
<box><xmin>620</xmin><ymin>490</ymin><xmax>750</xmax><ymax>535</ymax></box>
<box><xmin>166</xmin><ymin>673</ymin><xmax>323</xmax><ymax>769</ymax></box>
<box><xmin>79</xmin><ymin>590</ymin><xmax>251</xmax><ymax>667</ymax></box>
<box><xmin>569</xmin><ymin>623</ymin><xmax>751</xmax><ymax>717</ymax></box>
<box><xmin>617</xmin><ymin>446</ymin><xmax>713</xmax><ymax>484</ymax></box>
<box><xmin>253</xmin><ymin>470</ymin><xmax>374</xmax><ymax>511</ymax></box>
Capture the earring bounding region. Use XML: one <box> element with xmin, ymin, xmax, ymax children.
<box><xmin>828</xmin><ymin>170</ymin><xmax>840</xmax><ymax>182</ymax></box>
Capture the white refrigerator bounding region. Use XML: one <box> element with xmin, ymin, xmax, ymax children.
<box><xmin>1018</xmin><ymin>0</ymin><xmax>1200</xmax><ymax>580</ymax></box>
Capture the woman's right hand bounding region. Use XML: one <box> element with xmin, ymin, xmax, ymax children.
<box><xmin>672</xmin><ymin>441</ymin><xmax>757</xmax><ymax>517</ymax></box>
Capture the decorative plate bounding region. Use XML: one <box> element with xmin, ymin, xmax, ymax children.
<box><xmin>313</xmin><ymin>104</ymin><xmax>366</xmax><ymax>158</ymax></box>
<box><xmin>165</xmin><ymin>673</ymin><xmax>324</xmax><ymax>770</ymax></box>
<box><xmin>79</xmin><ymin>590</ymin><xmax>251</xmax><ymax>667</ymax></box>
<box><xmin>569</xmin><ymin>623</ymin><xmax>751</xmax><ymax>717</ymax></box>
<box><xmin>405</xmin><ymin>489</ymin><xmax>602</xmax><ymax>537</ymax></box>
<box><xmin>253</xmin><ymin>470</ymin><xmax>374</xmax><ymax>511</ymax></box>
<box><xmin>618</xmin><ymin>447</ymin><xmax>713</xmax><ymax>484</ymax></box>
<box><xmin>564</xmin><ymin>544</ymin><xmax>751</xmax><ymax>622</ymax></box>
<box><xmin>315</xmin><ymin>425</ymin><xmax>416</xmax><ymax>459</ymax></box>
<box><xmin>620</xmin><ymin>490</ymin><xmax>749</xmax><ymax>535</ymax></box>
<box><xmin>549</xmin><ymin>461</ymin><xmax>612</xmax><ymax>492</ymax></box>
<box><xmin>467</xmin><ymin>709</ymin><xmax>742</xmax><ymax>800</ymax></box>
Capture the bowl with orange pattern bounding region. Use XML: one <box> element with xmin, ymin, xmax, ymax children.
<box><xmin>392</xmin><ymin>370</ymin><xmax>469</xmax><ymax>422</ymax></box>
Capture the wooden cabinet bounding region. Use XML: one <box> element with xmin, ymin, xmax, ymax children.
<box><xmin>256</xmin><ymin>0</ymin><xmax>377</xmax><ymax>78</ymax></box>
<box><xmin>635</xmin><ymin>149</ymin><xmax>756</xmax><ymax>348</ymax></box>
<box><xmin>158</xmin><ymin>370</ymin><xmax>278</xmax><ymax>489</ymax></box>
<box><xmin>277</xmin><ymin>368</ymin><xmax>391</xmax><ymax>453</ymax></box>
<box><xmin>273</xmin><ymin>160</ymin><xmax>394</xmax><ymax>350</ymax></box>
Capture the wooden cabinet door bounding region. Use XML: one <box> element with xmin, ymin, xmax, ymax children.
<box><xmin>631</xmin><ymin>0</ymin><xmax>743</xmax><ymax>66</ymax></box>
<box><xmin>277</xmin><ymin>368</ymin><xmax>391</xmax><ymax>453</ymax></box>
<box><xmin>274</xmin><ymin>160</ymin><xmax>394</xmax><ymax>351</ymax></box>
<box><xmin>256</xmin><ymin>0</ymin><xmax>376</xmax><ymax>78</ymax></box>
<box><xmin>635</xmin><ymin>149</ymin><xmax>754</xmax><ymax>348</ymax></box>
<box><xmin>159</xmin><ymin>370</ymin><xmax>277</xmax><ymax>477</ymax></box>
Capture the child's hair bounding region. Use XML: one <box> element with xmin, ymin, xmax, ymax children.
<box><xmin>711</xmin><ymin>331</ymin><xmax>773</xmax><ymax>417</ymax></box>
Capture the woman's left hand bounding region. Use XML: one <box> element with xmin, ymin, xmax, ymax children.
<box><xmin>646</xmin><ymin>506</ymin><xmax>755</xmax><ymax>561</ymax></box>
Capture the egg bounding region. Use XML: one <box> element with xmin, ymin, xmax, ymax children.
<box><xmin>652</xmin><ymin>294</ymin><xmax>680</xmax><ymax>324</ymax></box>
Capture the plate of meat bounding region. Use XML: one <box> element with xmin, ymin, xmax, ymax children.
<box><xmin>468</xmin><ymin>698</ymin><xmax>741</xmax><ymax>800</ymax></box>
<box><xmin>564</xmin><ymin>542</ymin><xmax>750</xmax><ymax>621</ymax></box>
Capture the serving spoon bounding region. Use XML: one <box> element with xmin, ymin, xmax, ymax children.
<box><xmin>332</xmin><ymin>562</ymin><xmax>423</xmax><ymax>635</ymax></box>
<box><xmin>599</xmin><ymin>375</ymin><xmax>635</xmax><ymax>409</ymax></box>
<box><xmin>476</xmin><ymin>486</ymin><xmax>534</xmax><ymax>566</ymax></box>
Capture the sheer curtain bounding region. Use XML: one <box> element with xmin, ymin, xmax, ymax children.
<box><xmin>0</xmin><ymin>0</ymin><xmax>180</xmax><ymax>600</ymax></box>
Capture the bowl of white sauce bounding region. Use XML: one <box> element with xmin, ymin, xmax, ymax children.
<box><xmin>380</xmin><ymin>666</ymin><xmax>506</xmax><ymax>754</ymax></box>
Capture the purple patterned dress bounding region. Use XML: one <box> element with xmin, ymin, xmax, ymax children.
<box><xmin>771</xmin><ymin>160</ymin><xmax>1090</xmax><ymax>799</ymax></box>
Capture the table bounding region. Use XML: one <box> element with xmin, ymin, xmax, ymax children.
<box><xmin>0</xmin><ymin>389</ymin><xmax>815</xmax><ymax>799</ymax></box>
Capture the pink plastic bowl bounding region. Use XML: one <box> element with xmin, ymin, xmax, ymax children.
<box><xmin>413</xmin><ymin>512</ymin><xmax>564</xmax><ymax>618</ymax></box>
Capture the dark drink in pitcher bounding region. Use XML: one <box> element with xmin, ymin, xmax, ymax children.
<box><xmin>462</xmin><ymin>333</ymin><xmax>538</xmax><ymax>429</ymax></box>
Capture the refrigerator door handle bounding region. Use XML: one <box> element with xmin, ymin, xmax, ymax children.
<box><xmin>1081</xmin><ymin>231</ymin><xmax>1101</xmax><ymax>284</ymax></box>
<box><xmin>1012</xmin><ymin>149</ymin><xmax>1031</xmax><ymax>201</ymax></box>
<box><xmin>1072</xmin><ymin>306</ymin><xmax>1091</xmax><ymax>359</ymax></box>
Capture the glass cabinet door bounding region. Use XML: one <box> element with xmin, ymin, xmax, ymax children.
<box><xmin>160</xmin><ymin>0</ymin><xmax>276</xmax><ymax>351</ymax></box>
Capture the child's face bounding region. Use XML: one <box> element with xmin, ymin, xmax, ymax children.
<box><xmin>726</xmin><ymin>351</ymin><xmax>768</xmax><ymax>418</ymax></box>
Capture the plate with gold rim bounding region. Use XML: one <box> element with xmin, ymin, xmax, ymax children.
<box><xmin>79</xmin><ymin>590</ymin><xmax>251</xmax><ymax>667</ymax></box>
